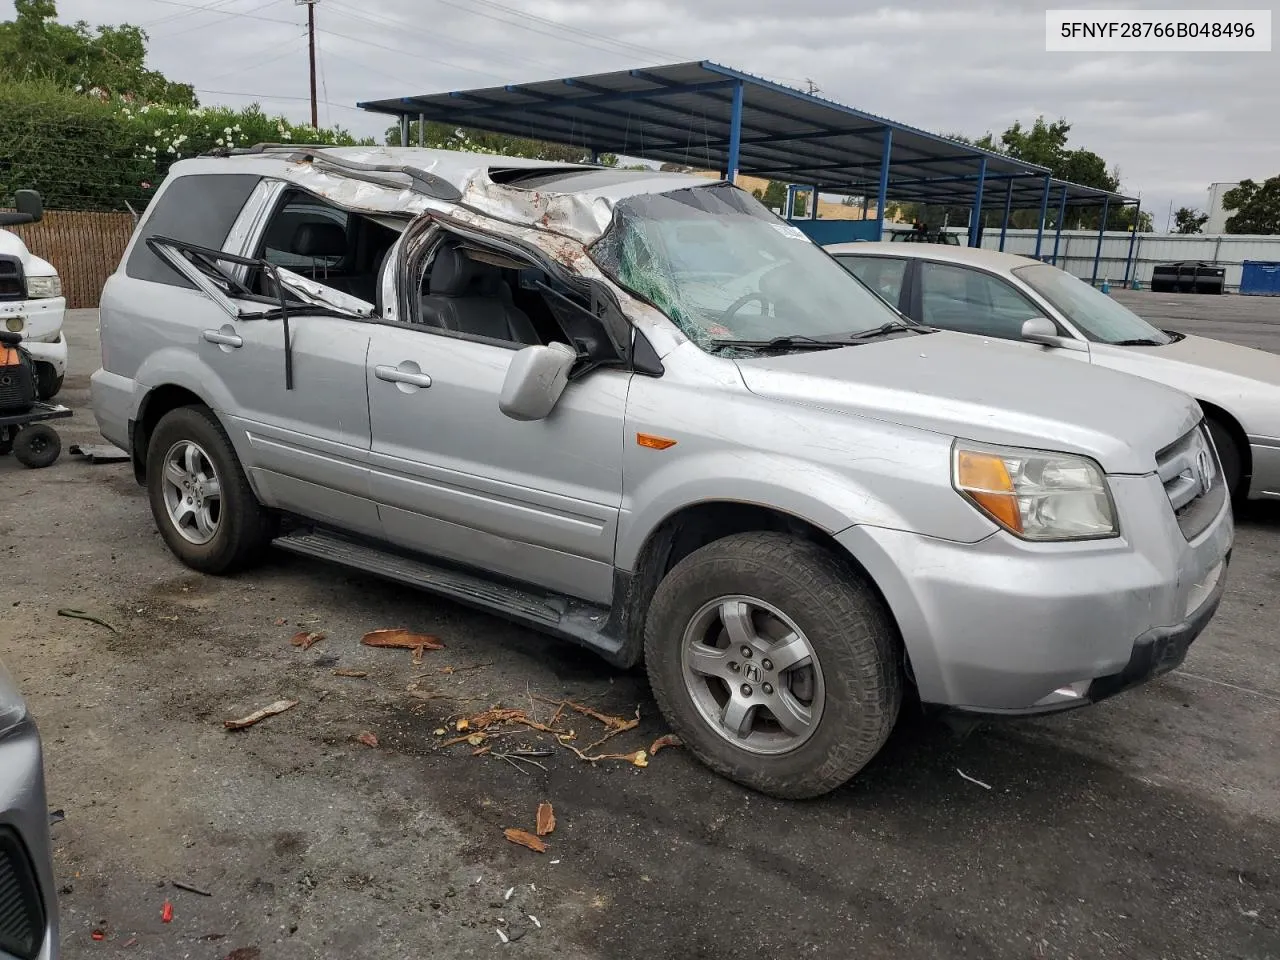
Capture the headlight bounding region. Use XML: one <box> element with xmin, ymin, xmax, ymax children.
<box><xmin>952</xmin><ymin>441</ymin><xmax>1118</xmax><ymax>541</ymax></box>
<box><xmin>0</xmin><ymin>662</ymin><xmax>29</xmax><ymax>740</ymax></box>
<box><xmin>25</xmin><ymin>275</ymin><xmax>61</xmax><ymax>299</ymax></box>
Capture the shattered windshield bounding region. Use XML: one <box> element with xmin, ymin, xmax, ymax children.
<box><xmin>590</xmin><ymin>183</ymin><xmax>904</xmax><ymax>351</ymax></box>
<box><xmin>1013</xmin><ymin>263</ymin><xmax>1172</xmax><ymax>345</ymax></box>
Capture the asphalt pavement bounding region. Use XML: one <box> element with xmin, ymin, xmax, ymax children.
<box><xmin>1</xmin><ymin>301</ymin><xmax>1277</xmax><ymax>960</ymax></box>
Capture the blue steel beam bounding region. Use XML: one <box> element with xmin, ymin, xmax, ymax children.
<box><xmin>1033</xmin><ymin>175</ymin><xmax>1051</xmax><ymax>259</ymax></box>
<box><xmin>726</xmin><ymin>81</ymin><xmax>744</xmax><ymax>184</ymax></box>
<box><xmin>999</xmin><ymin>178</ymin><xmax>1013</xmax><ymax>251</ymax></box>
<box><xmin>876</xmin><ymin>127</ymin><xmax>892</xmax><ymax>240</ymax></box>
<box><xmin>1124</xmin><ymin>199</ymin><xmax>1142</xmax><ymax>285</ymax></box>
<box><xmin>402</xmin><ymin>78</ymin><xmax>741</xmax><ymax>121</ymax></box>
<box><xmin>1091</xmin><ymin>197</ymin><xmax>1110</xmax><ymax>285</ymax></box>
<box><xmin>1051</xmin><ymin>184</ymin><xmax>1068</xmax><ymax>265</ymax></box>
<box><xmin>968</xmin><ymin>156</ymin><xmax>987</xmax><ymax>247</ymax></box>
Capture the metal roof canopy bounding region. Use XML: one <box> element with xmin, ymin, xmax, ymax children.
<box><xmin>359</xmin><ymin>61</ymin><xmax>1141</xmax><ymax>283</ymax></box>
<box><xmin>357</xmin><ymin>61</ymin><xmax>1133</xmax><ymax>211</ymax></box>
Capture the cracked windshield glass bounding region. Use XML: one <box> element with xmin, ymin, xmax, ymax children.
<box><xmin>592</xmin><ymin>183</ymin><xmax>904</xmax><ymax>350</ymax></box>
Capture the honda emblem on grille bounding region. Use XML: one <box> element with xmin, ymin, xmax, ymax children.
<box><xmin>1195</xmin><ymin>443</ymin><xmax>1215</xmax><ymax>493</ymax></box>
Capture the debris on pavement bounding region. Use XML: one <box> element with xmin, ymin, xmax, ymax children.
<box><xmin>528</xmin><ymin>914</ymin><xmax>541</xmax><ymax>928</ymax></box>
<box><xmin>224</xmin><ymin>699</ymin><xmax>298</xmax><ymax>731</ymax></box>
<box><xmin>504</xmin><ymin>828</ymin><xmax>548</xmax><ymax>853</ymax></box>
<box><xmin>56</xmin><ymin>608</ymin><xmax>119</xmax><ymax>634</ymax></box>
<box><xmin>496</xmin><ymin>928</ymin><xmax>510</xmax><ymax>944</ymax></box>
<box><xmin>956</xmin><ymin>768</ymin><xmax>993</xmax><ymax>790</ymax></box>
<box><xmin>360</xmin><ymin>628</ymin><xmax>444</xmax><ymax>652</ymax></box>
<box><xmin>290</xmin><ymin>631</ymin><xmax>324</xmax><ymax>650</ymax></box>
<box><xmin>221</xmin><ymin>949</ymin><xmax>262</xmax><ymax>960</ymax></box>
<box><xmin>649</xmin><ymin>734</ymin><xmax>683</xmax><ymax>756</ymax></box>
<box><xmin>563</xmin><ymin>744</ymin><xmax>649</xmax><ymax>767</ymax></box>
<box><xmin>91</xmin><ymin>929</ymin><xmax>105</xmax><ymax>941</ymax></box>
<box><xmin>161</xmin><ymin>900</ymin><xmax>174</xmax><ymax>923</ymax></box>
<box><xmin>536</xmin><ymin>803</ymin><xmax>556</xmax><ymax>837</ymax></box>
<box><xmin>122</xmin><ymin>937</ymin><xmax>138</xmax><ymax>947</ymax></box>
<box><xmin>437</xmin><ymin>661</ymin><xmax>492</xmax><ymax>675</ymax></box>
<box><xmin>504</xmin><ymin>885</ymin><xmax>515</xmax><ymax>901</ymax></box>
<box><xmin>48</xmin><ymin>808</ymin><xmax>65</xmax><ymax>825</ymax></box>
<box><xmin>68</xmin><ymin>442</ymin><xmax>130</xmax><ymax>463</ymax></box>
<box><xmin>172</xmin><ymin>880</ymin><xmax>212</xmax><ymax>897</ymax></box>
<box><xmin>332</xmin><ymin>669</ymin><xmax>368</xmax><ymax>678</ymax></box>
<box><xmin>356</xmin><ymin>731</ymin><xmax>379</xmax><ymax>748</ymax></box>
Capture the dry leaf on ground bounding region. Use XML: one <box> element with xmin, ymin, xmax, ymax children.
<box><xmin>536</xmin><ymin>803</ymin><xmax>556</xmax><ymax>837</ymax></box>
<box><xmin>332</xmin><ymin>669</ymin><xmax>367</xmax><ymax>678</ymax></box>
<box><xmin>356</xmin><ymin>731</ymin><xmax>379</xmax><ymax>748</ymax></box>
<box><xmin>224</xmin><ymin>699</ymin><xmax>298</xmax><ymax>731</ymax></box>
<box><xmin>504</xmin><ymin>828</ymin><xmax>547</xmax><ymax>853</ymax></box>
<box><xmin>360</xmin><ymin>628</ymin><xmax>444</xmax><ymax>651</ymax></box>
<box><xmin>649</xmin><ymin>734</ymin><xmax>683</xmax><ymax>756</ymax></box>
<box><xmin>290</xmin><ymin>631</ymin><xmax>324</xmax><ymax>650</ymax></box>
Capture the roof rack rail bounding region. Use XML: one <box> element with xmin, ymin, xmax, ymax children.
<box><xmin>200</xmin><ymin>143</ymin><xmax>463</xmax><ymax>202</ymax></box>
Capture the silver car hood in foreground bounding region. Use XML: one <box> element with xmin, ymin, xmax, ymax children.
<box><xmin>736</xmin><ymin>331</ymin><xmax>1202</xmax><ymax>474</ymax></box>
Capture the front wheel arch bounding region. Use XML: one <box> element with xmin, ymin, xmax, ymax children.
<box><xmin>1198</xmin><ymin>401</ymin><xmax>1249</xmax><ymax>499</ymax></box>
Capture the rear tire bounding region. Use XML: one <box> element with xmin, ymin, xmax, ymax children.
<box><xmin>644</xmin><ymin>532</ymin><xmax>902</xmax><ymax>799</ymax></box>
<box><xmin>146</xmin><ymin>405</ymin><xmax>274</xmax><ymax>574</ymax></box>
<box><xmin>34</xmin><ymin>363</ymin><xmax>63</xmax><ymax>401</ymax></box>
<box><xmin>13</xmin><ymin>424</ymin><xmax>60</xmax><ymax>468</ymax></box>
<box><xmin>1206</xmin><ymin>417</ymin><xmax>1242</xmax><ymax>501</ymax></box>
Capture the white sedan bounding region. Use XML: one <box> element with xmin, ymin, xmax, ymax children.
<box><xmin>827</xmin><ymin>241</ymin><xmax>1280</xmax><ymax>502</ymax></box>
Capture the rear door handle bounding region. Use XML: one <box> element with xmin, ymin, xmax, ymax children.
<box><xmin>202</xmin><ymin>329</ymin><xmax>243</xmax><ymax>348</ymax></box>
<box><xmin>375</xmin><ymin>364</ymin><xmax>432</xmax><ymax>388</ymax></box>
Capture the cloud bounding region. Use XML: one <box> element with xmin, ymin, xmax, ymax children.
<box><xmin>28</xmin><ymin>0</ymin><xmax>1280</xmax><ymax>218</ymax></box>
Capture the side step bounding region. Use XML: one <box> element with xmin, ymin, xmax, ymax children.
<box><xmin>273</xmin><ymin>529</ymin><xmax>627</xmax><ymax>662</ymax></box>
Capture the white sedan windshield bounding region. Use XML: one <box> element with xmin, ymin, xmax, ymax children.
<box><xmin>1013</xmin><ymin>263</ymin><xmax>1172</xmax><ymax>345</ymax></box>
<box><xmin>591</xmin><ymin>184</ymin><xmax>903</xmax><ymax>350</ymax></box>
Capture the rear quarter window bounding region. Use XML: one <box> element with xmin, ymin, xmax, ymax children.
<box><xmin>125</xmin><ymin>173</ymin><xmax>262</xmax><ymax>286</ymax></box>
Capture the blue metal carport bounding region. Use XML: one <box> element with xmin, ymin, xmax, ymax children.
<box><xmin>358</xmin><ymin>61</ymin><xmax>1140</xmax><ymax>286</ymax></box>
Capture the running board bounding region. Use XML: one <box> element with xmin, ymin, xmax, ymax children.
<box><xmin>273</xmin><ymin>529</ymin><xmax>626</xmax><ymax>662</ymax></box>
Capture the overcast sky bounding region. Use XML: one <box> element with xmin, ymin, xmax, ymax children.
<box><xmin>18</xmin><ymin>0</ymin><xmax>1279</xmax><ymax>228</ymax></box>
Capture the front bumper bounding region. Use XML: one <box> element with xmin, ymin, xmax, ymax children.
<box><xmin>837</xmin><ymin>471</ymin><xmax>1234</xmax><ymax>715</ymax></box>
<box><xmin>0</xmin><ymin>721</ymin><xmax>59</xmax><ymax>960</ymax></box>
<box><xmin>0</xmin><ymin>297</ymin><xmax>67</xmax><ymax>377</ymax></box>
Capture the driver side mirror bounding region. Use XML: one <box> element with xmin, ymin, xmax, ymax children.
<box><xmin>1021</xmin><ymin>317</ymin><xmax>1087</xmax><ymax>353</ymax></box>
<box><xmin>0</xmin><ymin>189</ymin><xmax>43</xmax><ymax>227</ymax></box>
<box><xmin>499</xmin><ymin>342</ymin><xmax>577</xmax><ymax>421</ymax></box>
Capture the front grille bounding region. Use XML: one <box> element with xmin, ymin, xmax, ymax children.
<box><xmin>0</xmin><ymin>828</ymin><xmax>45</xmax><ymax>960</ymax></box>
<box><xmin>0</xmin><ymin>256</ymin><xmax>24</xmax><ymax>302</ymax></box>
<box><xmin>1156</xmin><ymin>422</ymin><xmax>1227</xmax><ymax>540</ymax></box>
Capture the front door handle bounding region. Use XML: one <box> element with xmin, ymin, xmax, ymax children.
<box><xmin>202</xmin><ymin>328</ymin><xmax>242</xmax><ymax>348</ymax></box>
<box><xmin>375</xmin><ymin>364</ymin><xmax>432</xmax><ymax>388</ymax></box>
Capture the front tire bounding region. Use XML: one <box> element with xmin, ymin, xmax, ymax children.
<box><xmin>644</xmin><ymin>532</ymin><xmax>902</xmax><ymax>799</ymax></box>
<box><xmin>146</xmin><ymin>405</ymin><xmax>274</xmax><ymax>574</ymax></box>
<box><xmin>1206</xmin><ymin>417</ymin><xmax>1242</xmax><ymax>501</ymax></box>
<box><xmin>34</xmin><ymin>363</ymin><xmax>63</xmax><ymax>401</ymax></box>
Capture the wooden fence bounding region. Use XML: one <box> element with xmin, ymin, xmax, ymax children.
<box><xmin>9</xmin><ymin>210</ymin><xmax>136</xmax><ymax>309</ymax></box>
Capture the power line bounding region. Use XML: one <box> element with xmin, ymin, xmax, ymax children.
<box><xmin>314</xmin><ymin>23</ymin><xmax>509</xmax><ymax>81</ymax></box>
<box><xmin>155</xmin><ymin>0</ymin><xmax>291</xmax><ymax>38</ymax></box>
<box><xmin>139</xmin><ymin>0</ymin><xmax>243</xmax><ymax>29</ymax></box>
<box><xmin>140</xmin><ymin>0</ymin><xmax>300</xmax><ymax>28</ymax></box>
<box><xmin>192</xmin><ymin>87</ymin><xmax>365</xmax><ymax>112</ymax></box>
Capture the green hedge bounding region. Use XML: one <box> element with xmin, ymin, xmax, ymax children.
<box><xmin>0</xmin><ymin>80</ymin><xmax>371</xmax><ymax>211</ymax></box>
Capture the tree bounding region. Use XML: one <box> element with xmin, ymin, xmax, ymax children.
<box><xmin>0</xmin><ymin>0</ymin><xmax>195</xmax><ymax>106</ymax></box>
<box><xmin>1173</xmin><ymin>207</ymin><xmax>1209</xmax><ymax>234</ymax></box>
<box><xmin>1222</xmin><ymin>177</ymin><xmax>1280</xmax><ymax>234</ymax></box>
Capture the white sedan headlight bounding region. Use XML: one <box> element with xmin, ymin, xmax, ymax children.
<box><xmin>25</xmin><ymin>275</ymin><xmax>62</xmax><ymax>299</ymax></box>
<box><xmin>952</xmin><ymin>441</ymin><xmax>1118</xmax><ymax>541</ymax></box>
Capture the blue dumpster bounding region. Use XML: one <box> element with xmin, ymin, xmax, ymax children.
<box><xmin>1240</xmin><ymin>260</ymin><xmax>1280</xmax><ymax>296</ymax></box>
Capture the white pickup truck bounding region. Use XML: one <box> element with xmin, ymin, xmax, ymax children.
<box><xmin>0</xmin><ymin>190</ymin><xmax>68</xmax><ymax>399</ymax></box>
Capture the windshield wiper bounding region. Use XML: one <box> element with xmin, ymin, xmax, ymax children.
<box><xmin>712</xmin><ymin>323</ymin><xmax>928</xmax><ymax>353</ymax></box>
<box><xmin>1110</xmin><ymin>337</ymin><xmax>1165</xmax><ymax>346</ymax></box>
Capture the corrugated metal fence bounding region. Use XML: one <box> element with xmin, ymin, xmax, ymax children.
<box><xmin>977</xmin><ymin>228</ymin><xmax>1280</xmax><ymax>292</ymax></box>
<box><xmin>9</xmin><ymin>210</ymin><xmax>135</xmax><ymax>308</ymax></box>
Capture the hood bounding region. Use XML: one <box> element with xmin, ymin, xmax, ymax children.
<box><xmin>1090</xmin><ymin>332</ymin><xmax>1280</xmax><ymax>438</ymax></box>
<box><xmin>0</xmin><ymin>229</ymin><xmax>31</xmax><ymax>266</ymax></box>
<box><xmin>735</xmin><ymin>331</ymin><xmax>1202</xmax><ymax>474</ymax></box>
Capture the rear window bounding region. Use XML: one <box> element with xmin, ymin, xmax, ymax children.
<box><xmin>125</xmin><ymin>173</ymin><xmax>262</xmax><ymax>286</ymax></box>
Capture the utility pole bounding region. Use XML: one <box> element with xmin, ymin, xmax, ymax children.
<box><xmin>296</xmin><ymin>0</ymin><xmax>318</xmax><ymax>128</ymax></box>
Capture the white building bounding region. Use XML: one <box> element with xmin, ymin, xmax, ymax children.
<box><xmin>1205</xmin><ymin>181</ymin><xmax>1241</xmax><ymax>233</ymax></box>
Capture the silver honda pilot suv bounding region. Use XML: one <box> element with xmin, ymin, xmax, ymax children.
<box><xmin>91</xmin><ymin>146</ymin><xmax>1233</xmax><ymax>798</ymax></box>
